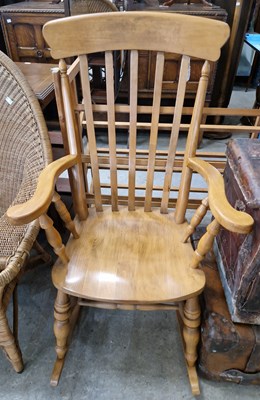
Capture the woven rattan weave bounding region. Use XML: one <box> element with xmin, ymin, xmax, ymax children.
<box><xmin>70</xmin><ymin>0</ymin><xmax>118</xmax><ymax>14</ymax></box>
<box><xmin>0</xmin><ymin>51</ymin><xmax>52</xmax><ymax>372</ymax></box>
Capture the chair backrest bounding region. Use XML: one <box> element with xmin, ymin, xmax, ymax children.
<box><xmin>43</xmin><ymin>12</ymin><xmax>229</xmax><ymax>222</ymax></box>
<box><xmin>69</xmin><ymin>0</ymin><xmax>118</xmax><ymax>15</ymax></box>
<box><xmin>0</xmin><ymin>51</ymin><xmax>52</xmax><ymax>216</ymax></box>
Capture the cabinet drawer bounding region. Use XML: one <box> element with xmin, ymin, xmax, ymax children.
<box><xmin>0</xmin><ymin>2</ymin><xmax>64</xmax><ymax>63</ymax></box>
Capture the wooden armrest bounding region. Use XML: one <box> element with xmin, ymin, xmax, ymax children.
<box><xmin>188</xmin><ymin>157</ymin><xmax>254</xmax><ymax>234</ymax></box>
<box><xmin>7</xmin><ymin>155</ymin><xmax>77</xmax><ymax>226</ymax></box>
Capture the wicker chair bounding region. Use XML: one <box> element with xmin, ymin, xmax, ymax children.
<box><xmin>0</xmin><ymin>51</ymin><xmax>52</xmax><ymax>372</ymax></box>
<box><xmin>69</xmin><ymin>0</ymin><xmax>118</xmax><ymax>14</ymax></box>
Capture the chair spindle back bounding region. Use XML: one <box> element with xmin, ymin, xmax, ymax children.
<box><xmin>43</xmin><ymin>12</ymin><xmax>229</xmax><ymax>219</ymax></box>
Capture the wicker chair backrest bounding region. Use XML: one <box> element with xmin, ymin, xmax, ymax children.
<box><xmin>0</xmin><ymin>51</ymin><xmax>52</xmax><ymax>217</ymax></box>
<box><xmin>0</xmin><ymin>52</ymin><xmax>52</xmax><ymax>260</ymax></box>
<box><xmin>70</xmin><ymin>0</ymin><xmax>118</xmax><ymax>15</ymax></box>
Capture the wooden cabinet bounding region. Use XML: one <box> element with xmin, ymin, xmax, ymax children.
<box><xmin>0</xmin><ymin>1</ymin><xmax>64</xmax><ymax>63</ymax></box>
<box><xmin>216</xmin><ymin>139</ymin><xmax>260</xmax><ymax>325</ymax></box>
<box><xmin>137</xmin><ymin>50</ymin><xmax>215</xmax><ymax>102</ymax></box>
<box><xmin>126</xmin><ymin>3</ymin><xmax>228</xmax><ymax>102</ymax></box>
<box><xmin>212</xmin><ymin>0</ymin><xmax>254</xmax><ymax>107</ymax></box>
<box><xmin>0</xmin><ymin>1</ymin><xmax>227</xmax><ymax>103</ymax></box>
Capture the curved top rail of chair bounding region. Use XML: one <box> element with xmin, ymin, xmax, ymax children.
<box><xmin>43</xmin><ymin>11</ymin><xmax>230</xmax><ymax>61</ymax></box>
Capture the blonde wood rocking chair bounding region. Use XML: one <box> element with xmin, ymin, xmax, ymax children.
<box><xmin>7</xmin><ymin>12</ymin><xmax>253</xmax><ymax>395</ymax></box>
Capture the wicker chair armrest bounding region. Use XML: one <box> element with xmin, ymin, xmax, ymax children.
<box><xmin>7</xmin><ymin>155</ymin><xmax>77</xmax><ymax>226</ymax></box>
<box><xmin>0</xmin><ymin>251</ymin><xmax>28</xmax><ymax>287</ymax></box>
<box><xmin>188</xmin><ymin>157</ymin><xmax>254</xmax><ymax>234</ymax></box>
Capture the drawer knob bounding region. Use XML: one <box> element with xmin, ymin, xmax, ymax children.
<box><xmin>36</xmin><ymin>50</ymin><xmax>43</xmax><ymax>58</ymax></box>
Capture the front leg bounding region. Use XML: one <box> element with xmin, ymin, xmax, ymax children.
<box><xmin>51</xmin><ymin>290</ymin><xmax>71</xmax><ymax>386</ymax></box>
<box><xmin>0</xmin><ymin>287</ymin><xmax>23</xmax><ymax>373</ymax></box>
<box><xmin>182</xmin><ymin>296</ymin><xmax>201</xmax><ymax>396</ymax></box>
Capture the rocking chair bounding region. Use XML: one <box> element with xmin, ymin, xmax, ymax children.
<box><xmin>7</xmin><ymin>12</ymin><xmax>253</xmax><ymax>395</ymax></box>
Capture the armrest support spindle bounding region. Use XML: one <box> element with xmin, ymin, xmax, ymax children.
<box><xmin>39</xmin><ymin>214</ymin><xmax>69</xmax><ymax>265</ymax></box>
<box><xmin>190</xmin><ymin>219</ymin><xmax>220</xmax><ymax>269</ymax></box>
<box><xmin>52</xmin><ymin>192</ymin><xmax>79</xmax><ymax>239</ymax></box>
<box><xmin>182</xmin><ymin>197</ymin><xmax>209</xmax><ymax>243</ymax></box>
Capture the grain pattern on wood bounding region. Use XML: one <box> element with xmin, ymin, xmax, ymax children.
<box><xmin>43</xmin><ymin>12</ymin><xmax>229</xmax><ymax>61</ymax></box>
<box><xmin>216</xmin><ymin>138</ymin><xmax>260</xmax><ymax>324</ymax></box>
<box><xmin>7</xmin><ymin>155</ymin><xmax>77</xmax><ymax>225</ymax></box>
<box><xmin>177</xmin><ymin>297</ymin><xmax>201</xmax><ymax>396</ymax></box>
<box><xmin>37</xmin><ymin>11</ymin><xmax>250</xmax><ymax>396</ymax></box>
<box><xmin>128</xmin><ymin>50</ymin><xmax>138</xmax><ymax>211</ymax></box>
<box><xmin>78</xmin><ymin>299</ymin><xmax>179</xmax><ymax>310</ymax></box>
<box><xmin>183</xmin><ymin>297</ymin><xmax>201</xmax><ymax>368</ymax></box>
<box><xmin>144</xmin><ymin>51</ymin><xmax>165</xmax><ymax>212</ymax></box>
<box><xmin>250</xmin><ymin>115</ymin><xmax>260</xmax><ymax>139</ymax></box>
<box><xmin>79</xmin><ymin>103</ymin><xmax>260</xmax><ymax>118</ymax></box>
<box><xmin>190</xmin><ymin>219</ymin><xmax>220</xmax><ymax>269</ymax></box>
<box><xmin>39</xmin><ymin>214</ymin><xmax>69</xmax><ymax>265</ymax></box>
<box><xmin>53</xmin><ymin>291</ymin><xmax>71</xmax><ymax>361</ymax></box>
<box><xmin>175</xmin><ymin>61</ymin><xmax>210</xmax><ymax>224</ymax></box>
<box><xmin>52</xmin><ymin>207</ymin><xmax>205</xmax><ymax>302</ymax></box>
<box><xmin>79</xmin><ymin>54</ymin><xmax>103</xmax><ymax>211</ymax></box>
<box><xmin>81</xmin><ymin>119</ymin><xmax>260</xmax><ymax>134</ymax></box>
<box><xmin>52</xmin><ymin>192</ymin><xmax>79</xmax><ymax>239</ymax></box>
<box><xmin>52</xmin><ymin>64</ymin><xmax>86</xmax><ymax>214</ymax></box>
<box><xmin>51</xmin><ymin>299</ymin><xmax>80</xmax><ymax>386</ymax></box>
<box><xmin>188</xmin><ymin>157</ymin><xmax>254</xmax><ymax>233</ymax></box>
<box><xmin>59</xmin><ymin>59</ymin><xmax>88</xmax><ymax>220</ymax></box>
<box><xmin>161</xmin><ymin>55</ymin><xmax>190</xmax><ymax>214</ymax></box>
<box><xmin>182</xmin><ymin>197</ymin><xmax>209</xmax><ymax>243</ymax></box>
<box><xmin>105</xmin><ymin>50</ymin><xmax>118</xmax><ymax>211</ymax></box>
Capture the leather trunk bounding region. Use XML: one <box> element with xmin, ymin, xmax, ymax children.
<box><xmin>215</xmin><ymin>139</ymin><xmax>260</xmax><ymax>325</ymax></box>
<box><xmin>198</xmin><ymin>256</ymin><xmax>260</xmax><ymax>384</ymax></box>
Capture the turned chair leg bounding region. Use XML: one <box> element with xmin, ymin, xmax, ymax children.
<box><xmin>182</xmin><ymin>296</ymin><xmax>201</xmax><ymax>396</ymax></box>
<box><xmin>51</xmin><ymin>290</ymin><xmax>71</xmax><ymax>386</ymax></box>
<box><xmin>0</xmin><ymin>306</ymin><xmax>23</xmax><ymax>373</ymax></box>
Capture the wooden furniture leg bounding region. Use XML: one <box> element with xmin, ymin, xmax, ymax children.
<box><xmin>182</xmin><ymin>296</ymin><xmax>201</xmax><ymax>396</ymax></box>
<box><xmin>51</xmin><ymin>290</ymin><xmax>71</xmax><ymax>386</ymax></box>
<box><xmin>51</xmin><ymin>291</ymin><xmax>80</xmax><ymax>386</ymax></box>
<box><xmin>0</xmin><ymin>288</ymin><xmax>23</xmax><ymax>373</ymax></box>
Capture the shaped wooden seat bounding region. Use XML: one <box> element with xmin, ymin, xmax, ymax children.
<box><xmin>52</xmin><ymin>207</ymin><xmax>205</xmax><ymax>303</ymax></box>
<box><xmin>7</xmin><ymin>11</ymin><xmax>254</xmax><ymax>395</ymax></box>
